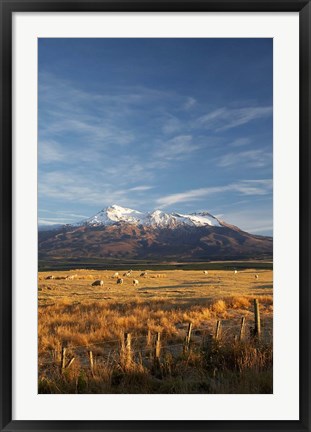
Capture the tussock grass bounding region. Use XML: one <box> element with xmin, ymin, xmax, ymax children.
<box><xmin>38</xmin><ymin>339</ymin><xmax>273</xmax><ymax>394</ymax></box>
<box><xmin>38</xmin><ymin>268</ymin><xmax>273</xmax><ymax>393</ymax></box>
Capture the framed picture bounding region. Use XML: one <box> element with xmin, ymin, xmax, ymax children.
<box><xmin>1</xmin><ymin>0</ymin><xmax>310</xmax><ymax>431</ymax></box>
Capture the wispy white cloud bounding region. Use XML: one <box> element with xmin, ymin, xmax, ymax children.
<box><xmin>39</xmin><ymin>72</ymin><xmax>185</xmax><ymax>150</ymax></box>
<box><xmin>221</xmin><ymin>206</ymin><xmax>273</xmax><ymax>235</ymax></box>
<box><xmin>38</xmin><ymin>169</ymin><xmax>155</xmax><ymax>209</ymax></box>
<box><xmin>40</xmin><ymin>115</ymin><xmax>134</xmax><ymax>147</ymax></box>
<box><xmin>128</xmin><ymin>185</ymin><xmax>154</xmax><ymax>192</ymax></box>
<box><xmin>39</xmin><ymin>72</ymin><xmax>213</xmax><ymax>193</ymax></box>
<box><xmin>246</xmin><ymin>225</ymin><xmax>273</xmax><ymax>234</ymax></box>
<box><xmin>154</xmin><ymin>135</ymin><xmax>199</xmax><ymax>161</ymax></box>
<box><xmin>233</xmin><ymin>179</ymin><xmax>272</xmax><ymax>195</ymax></box>
<box><xmin>38</xmin><ymin>217</ymin><xmax>77</xmax><ymax>225</ymax></box>
<box><xmin>183</xmin><ymin>97</ymin><xmax>197</xmax><ymax>110</ymax></box>
<box><xmin>39</xmin><ymin>76</ymin><xmax>142</xmax><ymax>152</ymax></box>
<box><xmin>217</xmin><ymin>149</ymin><xmax>272</xmax><ymax>168</ymax></box>
<box><xmin>228</xmin><ymin>138</ymin><xmax>251</xmax><ymax>147</ymax></box>
<box><xmin>196</xmin><ymin>106</ymin><xmax>272</xmax><ymax>132</ymax></box>
<box><xmin>156</xmin><ymin>179</ymin><xmax>272</xmax><ymax>208</ymax></box>
<box><xmin>39</xmin><ymin>140</ymin><xmax>65</xmax><ymax>163</ymax></box>
<box><xmin>40</xmin><ymin>73</ymin><xmax>173</xmax><ymax>109</ymax></box>
<box><xmin>39</xmin><ymin>209</ymin><xmax>89</xmax><ymax>218</ymax></box>
<box><xmin>161</xmin><ymin>115</ymin><xmax>183</xmax><ymax>135</ymax></box>
<box><xmin>157</xmin><ymin>186</ymin><xmax>230</xmax><ymax>208</ymax></box>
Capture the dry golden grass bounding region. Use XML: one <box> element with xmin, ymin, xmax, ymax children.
<box><xmin>38</xmin><ymin>268</ymin><xmax>273</xmax><ymax>394</ymax></box>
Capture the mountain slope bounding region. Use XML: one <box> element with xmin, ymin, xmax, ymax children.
<box><xmin>39</xmin><ymin>205</ymin><xmax>272</xmax><ymax>262</ymax></box>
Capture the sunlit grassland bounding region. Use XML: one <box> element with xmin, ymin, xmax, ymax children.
<box><xmin>38</xmin><ymin>268</ymin><xmax>273</xmax><ymax>394</ymax></box>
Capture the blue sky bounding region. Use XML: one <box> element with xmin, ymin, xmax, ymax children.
<box><xmin>38</xmin><ymin>38</ymin><xmax>273</xmax><ymax>235</ymax></box>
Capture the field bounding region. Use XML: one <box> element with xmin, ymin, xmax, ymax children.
<box><xmin>38</xmin><ymin>266</ymin><xmax>273</xmax><ymax>394</ymax></box>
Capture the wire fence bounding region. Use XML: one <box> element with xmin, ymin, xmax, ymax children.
<box><xmin>39</xmin><ymin>299</ymin><xmax>272</xmax><ymax>373</ymax></box>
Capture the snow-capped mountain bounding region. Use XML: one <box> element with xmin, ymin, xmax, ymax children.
<box><xmin>38</xmin><ymin>204</ymin><xmax>273</xmax><ymax>262</ymax></box>
<box><xmin>77</xmin><ymin>204</ymin><xmax>223</xmax><ymax>229</ymax></box>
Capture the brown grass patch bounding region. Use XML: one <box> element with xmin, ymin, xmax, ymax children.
<box><xmin>38</xmin><ymin>268</ymin><xmax>273</xmax><ymax>393</ymax></box>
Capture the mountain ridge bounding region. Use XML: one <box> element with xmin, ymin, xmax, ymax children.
<box><xmin>74</xmin><ymin>204</ymin><xmax>223</xmax><ymax>229</ymax></box>
<box><xmin>38</xmin><ymin>205</ymin><xmax>272</xmax><ymax>262</ymax></box>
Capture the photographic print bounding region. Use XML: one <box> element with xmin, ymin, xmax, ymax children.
<box><xmin>38</xmin><ymin>38</ymin><xmax>273</xmax><ymax>394</ymax></box>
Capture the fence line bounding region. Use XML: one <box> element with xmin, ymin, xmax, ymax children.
<box><xmin>46</xmin><ymin>322</ymin><xmax>257</xmax><ymax>351</ymax></box>
<box><xmin>39</xmin><ymin>322</ymin><xmax>272</xmax><ymax>361</ymax></box>
<box><xmin>39</xmin><ymin>299</ymin><xmax>272</xmax><ymax>372</ymax></box>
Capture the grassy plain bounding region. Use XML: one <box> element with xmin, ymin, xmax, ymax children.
<box><xmin>38</xmin><ymin>267</ymin><xmax>273</xmax><ymax>394</ymax></box>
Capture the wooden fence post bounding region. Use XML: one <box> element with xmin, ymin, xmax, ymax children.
<box><xmin>60</xmin><ymin>346</ymin><xmax>67</xmax><ymax>373</ymax></box>
<box><xmin>215</xmin><ymin>320</ymin><xmax>222</xmax><ymax>341</ymax></box>
<box><xmin>154</xmin><ymin>332</ymin><xmax>161</xmax><ymax>362</ymax></box>
<box><xmin>239</xmin><ymin>317</ymin><xmax>246</xmax><ymax>341</ymax></box>
<box><xmin>184</xmin><ymin>322</ymin><xmax>193</xmax><ymax>353</ymax></box>
<box><xmin>253</xmin><ymin>299</ymin><xmax>261</xmax><ymax>339</ymax></box>
<box><xmin>147</xmin><ymin>329</ymin><xmax>152</xmax><ymax>346</ymax></box>
<box><xmin>124</xmin><ymin>332</ymin><xmax>132</xmax><ymax>367</ymax></box>
<box><xmin>88</xmin><ymin>350</ymin><xmax>94</xmax><ymax>376</ymax></box>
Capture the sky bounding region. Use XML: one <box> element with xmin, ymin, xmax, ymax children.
<box><xmin>38</xmin><ymin>38</ymin><xmax>273</xmax><ymax>235</ymax></box>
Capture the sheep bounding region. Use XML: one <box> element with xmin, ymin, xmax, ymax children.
<box><xmin>117</xmin><ymin>278</ymin><xmax>123</xmax><ymax>285</ymax></box>
<box><xmin>140</xmin><ymin>272</ymin><xmax>147</xmax><ymax>277</ymax></box>
<box><xmin>112</xmin><ymin>272</ymin><xmax>119</xmax><ymax>278</ymax></box>
<box><xmin>132</xmin><ymin>279</ymin><xmax>139</xmax><ymax>286</ymax></box>
<box><xmin>45</xmin><ymin>275</ymin><xmax>55</xmax><ymax>280</ymax></box>
<box><xmin>92</xmin><ymin>280</ymin><xmax>104</xmax><ymax>287</ymax></box>
<box><xmin>255</xmin><ymin>274</ymin><xmax>259</xmax><ymax>279</ymax></box>
<box><xmin>234</xmin><ymin>270</ymin><xmax>238</xmax><ymax>274</ymax></box>
<box><xmin>66</xmin><ymin>274</ymin><xmax>77</xmax><ymax>280</ymax></box>
<box><xmin>203</xmin><ymin>271</ymin><xmax>208</xmax><ymax>275</ymax></box>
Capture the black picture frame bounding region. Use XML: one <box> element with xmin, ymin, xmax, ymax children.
<box><xmin>1</xmin><ymin>1</ymin><xmax>310</xmax><ymax>431</ymax></box>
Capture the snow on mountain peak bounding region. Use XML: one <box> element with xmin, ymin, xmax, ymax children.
<box><xmin>147</xmin><ymin>210</ymin><xmax>180</xmax><ymax>228</ymax></box>
<box><xmin>85</xmin><ymin>204</ymin><xmax>144</xmax><ymax>226</ymax></box>
<box><xmin>177</xmin><ymin>211</ymin><xmax>222</xmax><ymax>228</ymax></box>
<box><xmin>78</xmin><ymin>205</ymin><xmax>223</xmax><ymax>229</ymax></box>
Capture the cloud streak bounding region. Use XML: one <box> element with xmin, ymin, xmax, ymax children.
<box><xmin>196</xmin><ymin>106</ymin><xmax>272</xmax><ymax>132</ymax></box>
<box><xmin>216</xmin><ymin>149</ymin><xmax>272</xmax><ymax>168</ymax></box>
<box><xmin>39</xmin><ymin>140</ymin><xmax>65</xmax><ymax>164</ymax></box>
<box><xmin>183</xmin><ymin>97</ymin><xmax>197</xmax><ymax>110</ymax></box>
<box><xmin>156</xmin><ymin>179</ymin><xmax>272</xmax><ymax>208</ymax></box>
<box><xmin>153</xmin><ymin>135</ymin><xmax>200</xmax><ymax>161</ymax></box>
<box><xmin>128</xmin><ymin>185</ymin><xmax>154</xmax><ymax>192</ymax></box>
